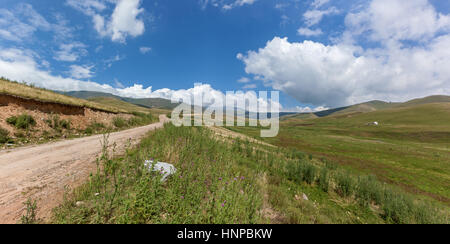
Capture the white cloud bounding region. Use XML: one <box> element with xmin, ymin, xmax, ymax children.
<box><xmin>139</xmin><ymin>46</ymin><xmax>152</xmax><ymax>54</ymax></box>
<box><xmin>237</xmin><ymin>0</ymin><xmax>450</xmax><ymax>107</ymax></box>
<box><xmin>54</xmin><ymin>42</ymin><xmax>88</xmax><ymax>62</ymax></box>
<box><xmin>294</xmin><ymin>106</ymin><xmax>328</xmax><ymax>113</ymax></box>
<box><xmin>238</xmin><ymin>34</ymin><xmax>450</xmax><ymax>107</ymax></box>
<box><xmin>200</xmin><ymin>0</ymin><xmax>258</xmax><ymax>11</ymax></box>
<box><xmin>297</xmin><ymin>27</ymin><xmax>323</xmax><ymax>36</ymax></box>
<box><xmin>311</xmin><ymin>0</ymin><xmax>330</xmax><ymax>9</ymax></box>
<box><xmin>0</xmin><ymin>47</ymin><xmax>281</xmax><ymax>112</ymax></box>
<box><xmin>68</xmin><ymin>0</ymin><xmax>145</xmax><ymax>43</ymax></box>
<box><xmin>69</xmin><ymin>65</ymin><xmax>94</xmax><ymax>79</ymax></box>
<box><xmin>0</xmin><ymin>3</ymin><xmax>50</xmax><ymax>42</ymax></box>
<box><xmin>237</xmin><ymin>77</ymin><xmax>251</xmax><ymax>83</ymax></box>
<box><xmin>303</xmin><ymin>7</ymin><xmax>339</xmax><ymax>27</ymax></box>
<box><xmin>344</xmin><ymin>0</ymin><xmax>450</xmax><ymax>44</ymax></box>
<box><xmin>223</xmin><ymin>0</ymin><xmax>257</xmax><ymax>10</ymax></box>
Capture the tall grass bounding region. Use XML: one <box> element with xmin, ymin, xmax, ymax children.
<box><xmin>52</xmin><ymin>125</ymin><xmax>448</xmax><ymax>224</ymax></box>
<box><xmin>53</xmin><ymin>125</ymin><xmax>262</xmax><ymax>224</ymax></box>
<box><xmin>0</xmin><ymin>127</ymin><xmax>10</xmax><ymax>144</ymax></box>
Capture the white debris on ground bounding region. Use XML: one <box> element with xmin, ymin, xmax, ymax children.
<box><xmin>302</xmin><ymin>193</ymin><xmax>309</xmax><ymax>201</ymax></box>
<box><xmin>367</xmin><ymin>121</ymin><xmax>379</xmax><ymax>126</ymax></box>
<box><xmin>144</xmin><ymin>160</ymin><xmax>177</xmax><ymax>182</ymax></box>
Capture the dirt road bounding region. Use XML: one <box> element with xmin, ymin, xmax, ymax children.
<box><xmin>0</xmin><ymin>115</ymin><xmax>169</xmax><ymax>224</ymax></box>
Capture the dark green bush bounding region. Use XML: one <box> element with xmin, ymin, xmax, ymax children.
<box><xmin>113</xmin><ymin>117</ymin><xmax>127</xmax><ymax>128</ymax></box>
<box><xmin>0</xmin><ymin>127</ymin><xmax>9</xmax><ymax>144</ymax></box>
<box><xmin>355</xmin><ymin>175</ymin><xmax>384</xmax><ymax>206</ymax></box>
<box><xmin>46</xmin><ymin>115</ymin><xmax>71</xmax><ymax>130</ymax></box>
<box><xmin>335</xmin><ymin>171</ymin><xmax>355</xmax><ymax>197</ymax></box>
<box><xmin>7</xmin><ymin>114</ymin><xmax>36</xmax><ymax>129</ymax></box>
<box><xmin>286</xmin><ymin>160</ymin><xmax>317</xmax><ymax>185</ymax></box>
<box><xmin>318</xmin><ymin>168</ymin><xmax>330</xmax><ymax>192</ymax></box>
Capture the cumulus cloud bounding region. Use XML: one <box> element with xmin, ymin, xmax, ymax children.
<box><xmin>344</xmin><ymin>0</ymin><xmax>450</xmax><ymax>43</ymax></box>
<box><xmin>294</xmin><ymin>106</ymin><xmax>328</xmax><ymax>113</ymax></box>
<box><xmin>0</xmin><ymin>47</ymin><xmax>280</xmax><ymax>112</ymax></box>
<box><xmin>238</xmin><ymin>0</ymin><xmax>450</xmax><ymax>107</ymax></box>
<box><xmin>67</xmin><ymin>0</ymin><xmax>145</xmax><ymax>43</ymax></box>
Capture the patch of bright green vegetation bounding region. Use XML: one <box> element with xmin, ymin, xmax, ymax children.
<box><xmin>228</xmin><ymin>103</ymin><xmax>450</xmax><ymax>206</ymax></box>
<box><xmin>46</xmin><ymin>115</ymin><xmax>71</xmax><ymax>131</ymax></box>
<box><xmin>127</xmin><ymin>112</ymin><xmax>158</xmax><ymax>126</ymax></box>
<box><xmin>51</xmin><ymin>125</ymin><xmax>447</xmax><ymax>224</ymax></box>
<box><xmin>0</xmin><ymin>127</ymin><xmax>10</xmax><ymax>144</ymax></box>
<box><xmin>6</xmin><ymin>114</ymin><xmax>36</xmax><ymax>130</ymax></box>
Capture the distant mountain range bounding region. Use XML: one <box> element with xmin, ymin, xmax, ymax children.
<box><xmin>58</xmin><ymin>91</ymin><xmax>180</xmax><ymax>110</ymax></box>
<box><xmin>59</xmin><ymin>91</ymin><xmax>450</xmax><ymax>120</ymax></box>
<box><xmin>282</xmin><ymin>95</ymin><xmax>450</xmax><ymax>120</ymax></box>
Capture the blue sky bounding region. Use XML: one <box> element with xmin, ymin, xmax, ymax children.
<box><xmin>1</xmin><ymin>0</ymin><xmax>450</xmax><ymax>111</ymax></box>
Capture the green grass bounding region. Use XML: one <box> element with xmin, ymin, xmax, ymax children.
<box><xmin>51</xmin><ymin>124</ymin><xmax>448</xmax><ymax>224</ymax></box>
<box><xmin>87</xmin><ymin>97</ymin><xmax>170</xmax><ymax>114</ymax></box>
<box><xmin>7</xmin><ymin>114</ymin><xmax>36</xmax><ymax>130</ymax></box>
<box><xmin>228</xmin><ymin>103</ymin><xmax>450</xmax><ymax>206</ymax></box>
<box><xmin>0</xmin><ymin>127</ymin><xmax>10</xmax><ymax>144</ymax></box>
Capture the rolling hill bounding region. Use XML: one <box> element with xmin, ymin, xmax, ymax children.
<box><xmin>0</xmin><ymin>78</ymin><xmax>126</xmax><ymax>113</ymax></box>
<box><xmin>60</xmin><ymin>91</ymin><xmax>180</xmax><ymax>110</ymax></box>
<box><xmin>283</xmin><ymin>95</ymin><xmax>450</xmax><ymax>119</ymax></box>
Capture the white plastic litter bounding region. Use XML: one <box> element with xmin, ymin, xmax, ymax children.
<box><xmin>144</xmin><ymin>160</ymin><xmax>177</xmax><ymax>182</ymax></box>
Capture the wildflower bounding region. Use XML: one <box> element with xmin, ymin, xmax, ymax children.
<box><xmin>240</xmin><ymin>176</ymin><xmax>245</xmax><ymax>180</ymax></box>
<box><xmin>181</xmin><ymin>196</ymin><xmax>184</xmax><ymax>199</ymax></box>
<box><xmin>219</xmin><ymin>177</ymin><xmax>222</xmax><ymax>181</ymax></box>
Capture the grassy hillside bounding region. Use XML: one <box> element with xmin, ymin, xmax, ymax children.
<box><xmin>0</xmin><ymin>78</ymin><xmax>125</xmax><ymax>113</ymax></box>
<box><xmin>330</xmin><ymin>100</ymin><xmax>398</xmax><ymax>116</ymax></box>
<box><xmin>228</xmin><ymin>102</ymin><xmax>450</xmax><ymax>207</ymax></box>
<box><xmin>283</xmin><ymin>95</ymin><xmax>449</xmax><ymax>119</ymax></box>
<box><xmin>50</xmin><ymin>124</ymin><xmax>447</xmax><ymax>224</ymax></box>
<box><xmin>62</xmin><ymin>91</ymin><xmax>179</xmax><ymax>110</ymax></box>
<box><xmin>281</xmin><ymin>113</ymin><xmax>318</xmax><ymax>121</ymax></box>
<box><xmin>397</xmin><ymin>95</ymin><xmax>450</xmax><ymax>107</ymax></box>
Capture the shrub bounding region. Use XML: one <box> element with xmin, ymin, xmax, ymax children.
<box><xmin>6</xmin><ymin>116</ymin><xmax>17</xmax><ymax>126</ymax></box>
<box><xmin>355</xmin><ymin>175</ymin><xmax>384</xmax><ymax>206</ymax></box>
<box><xmin>0</xmin><ymin>127</ymin><xmax>9</xmax><ymax>144</ymax></box>
<box><xmin>335</xmin><ymin>170</ymin><xmax>355</xmax><ymax>197</ymax></box>
<box><xmin>304</xmin><ymin>163</ymin><xmax>317</xmax><ymax>185</ymax></box>
<box><xmin>7</xmin><ymin>114</ymin><xmax>36</xmax><ymax>129</ymax></box>
<box><xmin>286</xmin><ymin>160</ymin><xmax>317</xmax><ymax>185</ymax></box>
<box><xmin>60</xmin><ymin>119</ymin><xmax>71</xmax><ymax>130</ymax></box>
<box><xmin>318</xmin><ymin>168</ymin><xmax>330</xmax><ymax>192</ymax></box>
<box><xmin>46</xmin><ymin>115</ymin><xmax>71</xmax><ymax>130</ymax></box>
<box><xmin>84</xmin><ymin>127</ymin><xmax>93</xmax><ymax>135</ymax></box>
<box><xmin>113</xmin><ymin>117</ymin><xmax>127</xmax><ymax>128</ymax></box>
<box><xmin>382</xmin><ymin>189</ymin><xmax>413</xmax><ymax>224</ymax></box>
